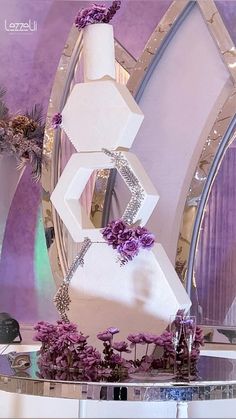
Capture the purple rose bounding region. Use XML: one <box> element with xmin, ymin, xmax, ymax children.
<box><xmin>57</xmin><ymin>321</ymin><xmax>78</xmax><ymax>334</ymax></box>
<box><xmin>112</xmin><ymin>341</ymin><xmax>131</xmax><ymax>353</ymax></box>
<box><xmin>111</xmin><ymin>220</ymin><xmax>126</xmax><ymax>235</ymax></box>
<box><xmin>118</xmin><ymin>238</ymin><xmax>140</xmax><ymax>257</ymax></box>
<box><xmin>118</xmin><ymin>229</ymin><xmax>133</xmax><ymax>243</ymax></box>
<box><xmin>139</xmin><ymin>233</ymin><xmax>155</xmax><ymax>249</ymax></box>
<box><xmin>134</xmin><ymin>226</ymin><xmax>148</xmax><ymax>237</ymax></box>
<box><xmin>105</xmin><ymin>233</ymin><xmax>119</xmax><ymax>248</ymax></box>
<box><xmin>97</xmin><ymin>331</ymin><xmax>113</xmax><ymax>342</ymax></box>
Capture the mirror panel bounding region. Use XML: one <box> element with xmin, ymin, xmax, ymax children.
<box><xmin>192</xmin><ymin>131</ymin><xmax>236</xmax><ymax>326</ymax></box>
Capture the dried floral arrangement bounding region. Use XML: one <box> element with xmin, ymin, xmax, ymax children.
<box><xmin>75</xmin><ymin>1</ymin><xmax>121</xmax><ymax>31</ymax></box>
<box><xmin>34</xmin><ymin>320</ymin><xmax>204</xmax><ymax>382</ymax></box>
<box><xmin>0</xmin><ymin>87</ymin><xmax>45</xmax><ymax>181</ymax></box>
<box><xmin>102</xmin><ymin>219</ymin><xmax>155</xmax><ymax>265</ymax></box>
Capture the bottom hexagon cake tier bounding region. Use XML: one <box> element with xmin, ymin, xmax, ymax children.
<box><xmin>65</xmin><ymin>242</ymin><xmax>191</xmax><ymax>348</ymax></box>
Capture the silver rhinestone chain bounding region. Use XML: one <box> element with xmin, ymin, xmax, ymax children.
<box><xmin>103</xmin><ymin>149</ymin><xmax>145</xmax><ymax>225</ymax></box>
<box><xmin>54</xmin><ymin>237</ymin><xmax>92</xmax><ymax>321</ymax></box>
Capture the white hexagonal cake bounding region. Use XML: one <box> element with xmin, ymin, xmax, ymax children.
<box><xmin>61</xmin><ymin>80</ymin><xmax>144</xmax><ymax>152</ymax></box>
<box><xmin>50</xmin><ymin>151</ymin><xmax>159</xmax><ymax>242</ymax></box>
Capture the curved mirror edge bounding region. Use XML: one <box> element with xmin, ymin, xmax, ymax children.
<box><xmin>189</xmin><ymin>122</ymin><xmax>236</xmax><ymax>328</ymax></box>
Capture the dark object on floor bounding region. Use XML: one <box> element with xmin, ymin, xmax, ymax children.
<box><xmin>0</xmin><ymin>313</ymin><xmax>22</xmax><ymax>343</ymax></box>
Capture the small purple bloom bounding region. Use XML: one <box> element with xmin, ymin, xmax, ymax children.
<box><xmin>52</xmin><ymin>113</ymin><xmax>62</xmax><ymax>129</ymax></box>
<box><xmin>134</xmin><ymin>226</ymin><xmax>149</xmax><ymax>237</ymax></box>
<box><xmin>97</xmin><ymin>330</ymin><xmax>113</xmax><ymax>342</ymax></box>
<box><xmin>106</xmin><ymin>233</ymin><xmax>119</xmax><ymax>247</ymax></box>
<box><xmin>110</xmin><ymin>353</ymin><xmax>124</xmax><ymax>364</ymax></box>
<box><xmin>112</xmin><ymin>341</ymin><xmax>131</xmax><ymax>353</ymax></box>
<box><xmin>118</xmin><ymin>229</ymin><xmax>133</xmax><ymax>243</ymax></box>
<box><xmin>111</xmin><ymin>219</ymin><xmax>126</xmax><ymax>235</ymax></box>
<box><xmin>139</xmin><ymin>233</ymin><xmax>155</xmax><ymax>249</ymax></box>
<box><xmin>57</xmin><ymin>321</ymin><xmax>78</xmax><ymax>333</ymax></box>
<box><xmin>127</xmin><ymin>333</ymin><xmax>145</xmax><ymax>345</ymax></box>
<box><xmin>142</xmin><ymin>333</ymin><xmax>158</xmax><ymax>344</ymax></box>
<box><xmin>103</xmin><ymin>1</ymin><xmax>121</xmax><ymax>23</ymax></box>
<box><xmin>106</xmin><ymin>327</ymin><xmax>119</xmax><ymax>335</ymax></box>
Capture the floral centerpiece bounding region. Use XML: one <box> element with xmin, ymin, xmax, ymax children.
<box><xmin>34</xmin><ymin>318</ymin><xmax>204</xmax><ymax>382</ymax></box>
<box><xmin>0</xmin><ymin>87</ymin><xmax>45</xmax><ymax>181</ymax></box>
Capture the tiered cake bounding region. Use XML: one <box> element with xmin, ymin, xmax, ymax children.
<box><xmin>51</xmin><ymin>22</ymin><xmax>191</xmax><ymax>346</ymax></box>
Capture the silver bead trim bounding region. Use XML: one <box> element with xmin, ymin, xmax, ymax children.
<box><xmin>102</xmin><ymin>149</ymin><xmax>145</xmax><ymax>225</ymax></box>
<box><xmin>54</xmin><ymin>237</ymin><xmax>92</xmax><ymax>321</ymax></box>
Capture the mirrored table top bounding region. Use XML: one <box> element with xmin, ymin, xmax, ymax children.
<box><xmin>1</xmin><ymin>352</ymin><xmax>236</xmax><ymax>401</ymax></box>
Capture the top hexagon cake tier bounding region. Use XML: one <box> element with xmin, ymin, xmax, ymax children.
<box><xmin>61</xmin><ymin>80</ymin><xmax>144</xmax><ymax>152</ymax></box>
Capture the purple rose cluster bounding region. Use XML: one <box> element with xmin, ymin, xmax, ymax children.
<box><xmin>75</xmin><ymin>2</ymin><xmax>121</xmax><ymax>31</ymax></box>
<box><xmin>102</xmin><ymin>220</ymin><xmax>155</xmax><ymax>265</ymax></box>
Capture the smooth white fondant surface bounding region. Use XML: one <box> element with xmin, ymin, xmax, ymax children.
<box><xmin>51</xmin><ymin>151</ymin><xmax>159</xmax><ymax>242</ymax></box>
<box><xmin>83</xmin><ymin>23</ymin><xmax>116</xmax><ymax>82</ymax></box>
<box><xmin>67</xmin><ymin>242</ymin><xmax>191</xmax><ymax>347</ymax></box>
<box><xmin>61</xmin><ymin>80</ymin><xmax>144</xmax><ymax>152</ymax></box>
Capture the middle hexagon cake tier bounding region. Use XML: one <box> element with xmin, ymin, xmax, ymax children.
<box><xmin>61</xmin><ymin>80</ymin><xmax>144</xmax><ymax>152</ymax></box>
<box><xmin>50</xmin><ymin>151</ymin><xmax>159</xmax><ymax>242</ymax></box>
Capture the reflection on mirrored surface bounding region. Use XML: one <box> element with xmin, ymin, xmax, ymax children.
<box><xmin>192</xmin><ymin>136</ymin><xmax>236</xmax><ymax>326</ymax></box>
<box><xmin>1</xmin><ymin>352</ymin><xmax>236</xmax><ymax>402</ymax></box>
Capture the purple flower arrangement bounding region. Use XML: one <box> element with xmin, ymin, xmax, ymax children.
<box><xmin>75</xmin><ymin>2</ymin><xmax>121</xmax><ymax>31</ymax></box>
<box><xmin>0</xmin><ymin>87</ymin><xmax>45</xmax><ymax>181</ymax></box>
<box><xmin>34</xmin><ymin>320</ymin><xmax>204</xmax><ymax>382</ymax></box>
<box><xmin>102</xmin><ymin>220</ymin><xmax>155</xmax><ymax>265</ymax></box>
